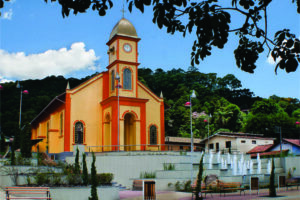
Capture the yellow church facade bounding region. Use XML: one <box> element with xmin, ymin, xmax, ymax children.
<box><xmin>31</xmin><ymin>18</ymin><xmax>165</xmax><ymax>154</ymax></box>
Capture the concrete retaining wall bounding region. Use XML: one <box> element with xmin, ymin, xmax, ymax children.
<box><xmin>50</xmin><ymin>186</ymin><xmax>119</xmax><ymax>200</ymax></box>
<box><xmin>66</xmin><ymin>153</ymin><xmax>190</xmax><ymax>188</ymax></box>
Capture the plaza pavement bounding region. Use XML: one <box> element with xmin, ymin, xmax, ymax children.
<box><xmin>119</xmin><ymin>188</ymin><xmax>300</xmax><ymax>200</ymax></box>
<box><xmin>1</xmin><ymin>187</ymin><xmax>299</xmax><ymax>199</ymax></box>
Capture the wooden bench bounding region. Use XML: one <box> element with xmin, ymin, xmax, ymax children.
<box><xmin>286</xmin><ymin>178</ymin><xmax>300</xmax><ymax>190</ymax></box>
<box><xmin>5</xmin><ymin>187</ymin><xmax>51</xmax><ymax>200</ymax></box>
<box><xmin>191</xmin><ymin>181</ymin><xmax>213</xmax><ymax>198</ymax></box>
<box><xmin>217</xmin><ymin>181</ymin><xmax>245</xmax><ymax>197</ymax></box>
<box><xmin>133</xmin><ymin>180</ymin><xmax>143</xmax><ymax>191</ymax></box>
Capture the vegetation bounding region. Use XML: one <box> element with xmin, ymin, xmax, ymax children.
<box><xmin>163</xmin><ymin>163</ymin><xmax>175</xmax><ymax>171</ymax></box>
<box><xmin>0</xmin><ymin>68</ymin><xmax>299</xmax><ymax>144</ymax></box>
<box><xmin>140</xmin><ymin>171</ymin><xmax>156</xmax><ymax>179</ymax></box>
<box><xmin>89</xmin><ymin>152</ymin><xmax>98</xmax><ymax>200</ymax></box>
<box><xmin>171</xmin><ymin>180</ymin><xmax>192</xmax><ymax>192</ymax></box>
<box><xmin>74</xmin><ymin>148</ymin><xmax>81</xmax><ymax>175</ymax></box>
<box><xmin>195</xmin><ymin>153</ymin><xmax>204</xmax><ymax>200</ymax></box>
<box><xmin>269</xmin><ymin>158</ymin><xmax>276</xmax><ymax>197</ymax></box>
<box><xmin>30</xmin><ymin>0</ymin><xmax>300</xmax><ymax>74</ymax></box>
<box><xmin>82</xmin><ymin>153</ymin><xmax>89</xmax><ymax>185</ymax></box>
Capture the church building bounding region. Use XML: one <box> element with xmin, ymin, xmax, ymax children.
<box><xmin>31</xmin><ymin>18</ymin><xmax>165</xmax><ymax>154</ymax></box>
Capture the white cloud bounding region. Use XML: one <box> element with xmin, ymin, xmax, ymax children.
<box><xmin>2</xmin><ymin>9</ymin><xmax>13</xmax><ymax>20</ymax></box>
<box><xmin>0</xmin><ymin>42</ymin><xmax>100</xmax><ymax>80</ymax></box>
<box><xmin>0</xmin><ymin>76</ymin><xmax>13</xmax><ymax>83</ymax></box>
<box><xmin>266</xmin><ymin>53</ymin><xmax>281</xmax><ymax>65</ymax></box>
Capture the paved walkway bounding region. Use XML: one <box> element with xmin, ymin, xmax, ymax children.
<box><xmin>120</xmin><ymin>188</ymin><xmax>300</xmax><ymax>200</ymax></box>
<box><xmin>1</xmin><ymin>187</ymin><xmax>299</xmax><ymax>199</ymax></box>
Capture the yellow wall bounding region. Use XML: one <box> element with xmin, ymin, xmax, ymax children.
<box><xmin>119</xmin><ymin>39</ymin><xmax>136</xmax><ymax>62</ymax></box>
<box><xmin>119</xmin><ymin>64</ymin><xmax>136</xmax><ymax>98</ymax></box>
<box><xmin>137</xmin><ymin>84</ymin><xmax>163</xmax><ymax>150</ymax></box>
<box><xmin>69</xmin><ymin>76</ymin><xmax>103</xmax><ymax>152</ymax></box>
<box><xmin>109</xmin><ymin>40</ymin><xmax>117</xmax><ymax>64</ymax></box>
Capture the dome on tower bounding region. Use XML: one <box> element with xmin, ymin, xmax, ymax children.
<box><xmin>109</xmin><ymin>18</ymin><xmax>138</xmax><ymax>40</ymax></box>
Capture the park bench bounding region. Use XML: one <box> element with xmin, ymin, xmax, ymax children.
<box><xmin>191</xmin><ymin>175</ymin><xmax>216</xmax><ymax>199</ymax></box>
<box><xmin>133</xmin><ymin>180</ymin><xmax>143</xmax><ymax>190</ymax></box>
<box><xmin>217</xmin><ymin>180</ymin><xmax>245</xmax><ymax>197</ymax></box>
<box><xmin>286</xmin><ymin>178</ymin><xmax>300</xmax><ymax>190</ymax></box>
<box><xmin>5</xmin><ymin>187</ymin><xmax>51</xmax><ymax>200</ymax></box>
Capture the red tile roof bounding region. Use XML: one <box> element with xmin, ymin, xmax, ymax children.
<box><xmin>250</xmin><ymin>149</ymin><xmax>289</xmax><ymax>158</ymax></box>
<box><xmin>283</xmin><ymin>139</ymin><xmax>300</xmax><ymax>147</ymax></box>
<box><xmin>247</xmin><ymin>144</ymin><xmax>274</xmax><ymax>154</ymax></box>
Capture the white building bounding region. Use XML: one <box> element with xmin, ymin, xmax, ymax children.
<box><xmin>201</xmin><ymin>132</ymin><xmax>275</xmax><ymax>153</ymax></box>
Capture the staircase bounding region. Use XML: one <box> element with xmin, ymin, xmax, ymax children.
<box><xmin>152</xmin><ymin>153</ymin><xmax>285</xmax><ymax>190</ymax></box>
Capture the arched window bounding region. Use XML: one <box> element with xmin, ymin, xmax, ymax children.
<box><xmin>75</xmin><ymin>122</ymin><xmax>84</xmax><ymax>144</ymax></box>
<box><xmin>150</xmin><ymin>125</ymin><xmax>157</xmax><ymax>145</ymax></box>
<box><xmin>123</xmin><ymin>68</ymin><xmax>132</xmax><ymax>90</ymax></box>
<box><xmin>111</xmin><ymin>70</ymin><xmax>115</xmax><ymax>91</ymax></box>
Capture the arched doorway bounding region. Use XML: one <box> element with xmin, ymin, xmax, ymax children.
<box><xmin>124</xmin><ymin>113</ymin><xmax>136</xmax><ymax>151</ymax></box>
<box><xmin>104</xmin><ymin>114</ymin><xmax>111</xmax><ymax>151</ymax></box>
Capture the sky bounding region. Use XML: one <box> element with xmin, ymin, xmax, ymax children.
<box><xmin>0</xmin><ymin>0</ymin><xmax>299</xmax><ymax>99</ymax></box>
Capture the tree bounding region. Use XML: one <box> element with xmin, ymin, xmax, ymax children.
<box><xmin>269</xmin><ymin>158</ymin><xmax>276</xmax><ymax>197</ymax></box>
<box><xmin>74</xmin><ymin>147</ymin><xmax>81</xmax><ymax>175</ymax></box>
<box><xmin>37</xmin><ymin>0</ymin><xmax>300</xmax><ymax>74</ymax></box>
<box><xmin>89</xmin><ymin>152</ymin><xmax>98</xmax><ymax>200</ymax></box>
<box><xmin>20</xmin><ymin>129</ymin><xmax>32</xmax><ymax>158</ymax></box>
<box><xmin>82</xmin><ymin>153</ymin><xmax>89</xmax><ymax>185</ymax></box>
<box><xmin>195</xmin><ymin>153</ymin><xmax>204</xmax><ymax>200</ymax></box>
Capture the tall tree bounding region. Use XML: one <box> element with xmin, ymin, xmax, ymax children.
<box><xmin>82</xmin><ymin>153</ymin><xmax>89</xmax><ymax>185</ymax></box>
<box><xmin>36</xmin><ymin>0</ymin><xmax>300</xmax><ymax>74</ymax></box>
<box><xmin>89</xmin><ymin>152</ymin><xmax>98</xmax><ymax>200</ymax></box>
<box><xmin>269</xmin><ymin>158</ymin><xmax>276</xmax><ymax>197</ymax></box>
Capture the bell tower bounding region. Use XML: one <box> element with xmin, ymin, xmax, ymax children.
<box><xmin>106</xmin><ymin>18</ymin><xmax>140</xmax><ymax>98</ymax></box>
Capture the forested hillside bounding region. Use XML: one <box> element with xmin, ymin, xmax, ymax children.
<box><xmin>0</xmin><ymin>67</ymin><xmax>299</xmax><ymax>141</ymax></box>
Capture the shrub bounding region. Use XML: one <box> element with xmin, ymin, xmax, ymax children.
<box><xmin>66</xmin><ymin>173</ymin><xmax>82</xmax><ymax>185</ymax></box>
<box><xmin>51</xmin><ymin>173</ymin><xmax>63</xmax><ymax>186</ymax></box>
<box><xmin>97</xmin><ymin>173</ymin><xmax>114</xmax><ymax>185</ymax></box>
<box><xmin>34</xmin><ymin>173</ymin><xmax>50</xmax><ymax>185</ymax></box>
<box><xmin>163</xmin><ymin>163</ymin><xmax>175</xmax><ymax>170</ymax></box>
<box><xmin>140</xmin><ymin>171</ymin><xmax>156</xmax><ymax>179</ymax></box>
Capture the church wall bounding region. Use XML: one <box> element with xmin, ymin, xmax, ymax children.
<box><xmin>102</xmin><ymin>106</ymin><xmax>112</xmax><ymax>152</ymax></box>
<box><xmin>69</xmin><ymin>77</ymin><xmax>103</xmax><ymax>152</ymax></box>
<box><xmin>119</xmin><ymin>39</ymin><xmax>136</xmax><ymax>62</ymax></box>
<box><xmin>108</xmin><ymin>40</ymin><xmax>117</xmax><ymax>64</ymax></box>
<box><xmin>119</xmin><ymin>64</ymin><xmax>137</xmax><ymax>98</ymax></box>
<box><xmin>137</xmin><ymin>85</ymin><xmax>163</xmax><ymax>150</ymax></box>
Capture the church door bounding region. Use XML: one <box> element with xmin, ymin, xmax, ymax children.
<box><xmin>124</xmin><ymin>113</ymin><xmax>136</xmax><ymax>151</ymax></box>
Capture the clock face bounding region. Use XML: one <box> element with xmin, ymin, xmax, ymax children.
<box><xmin>123</xmin><ymin>44</ymin><xmax>132</xmax><ymax>52</ymax></box>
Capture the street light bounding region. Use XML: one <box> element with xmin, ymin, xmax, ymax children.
<box><xmin>185</xmin><ymin>90</ymin><xmax>196</xmax><ymax>186</ymax></box>
<box><xmin>184</xmin><ymin>90</ymin><xmax>196</xmax><ymax>153</ymax></box>
<box><xmin>115</xmin><ymin>73</ymin><xmax>121</xmax><ymax>152</ymax></box>
<box><xmin>16</xmin><ymin>81</ymin><xmax>28</xmax><ymax>129</ymax></box>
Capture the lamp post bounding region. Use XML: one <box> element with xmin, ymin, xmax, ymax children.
<box><xmin>16</xmin><ymin>81</ymin><xmax>28</xmax><ymax>129</ymax></box>
<box><xmin>184</xmin><ymin>90</ymin><xmax>196</xmax><ymax>186</ymax></box>
<box><xmin>115</xmin><ymin>73</ymin><xmax>121</xmax><ymax>152</ymax></box>
<box><xmin>184</xmin><ymin>90</ymin><xmax>196</xmax><ymax>153</ymax></box>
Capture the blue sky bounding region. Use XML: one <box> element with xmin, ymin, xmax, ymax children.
<box><xmin>0</xmin><ymin>0</ymin><xmax>299</xmax><ymax>99</ymax></box>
